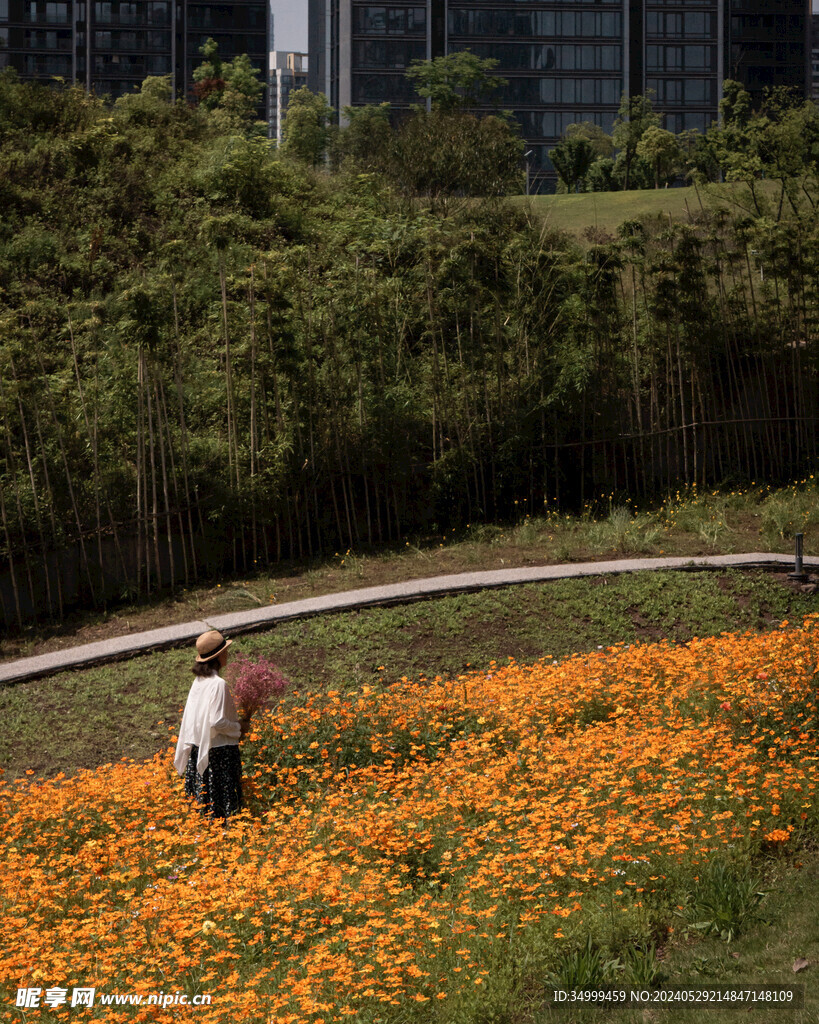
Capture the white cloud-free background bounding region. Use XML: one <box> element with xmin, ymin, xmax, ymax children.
<box><xmin>272</xmin><ymin>0</ymin><xmax>308</xmax><ymax>52</ymax></box>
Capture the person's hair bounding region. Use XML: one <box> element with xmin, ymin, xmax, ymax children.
<box><xmin>192</xmin><ymin>655</ymin><xmax>221</xmax><ymax>677</ymax></box>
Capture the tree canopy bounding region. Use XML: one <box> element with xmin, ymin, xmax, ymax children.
<box><xmin>1</xmin><ymin>69</ymin><xmax>818</xmax><ymax>627</ymax></box>
<box><xmin>405</xmin><ymin>51</ymin><xmax>506</xmax><ymax>111</ymax></box>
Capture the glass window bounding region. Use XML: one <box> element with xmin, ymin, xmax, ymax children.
<box><xmin>386</xmin><ymin>7</ymin><xmax>405</xmax><ymax>32</ymax></box>
<box><xmin>355</xmin><ymin>6</ymin><xmax>425</xmax><ymax>34</ymax></box>
<box><xmin>683</xmin><ymin>111</ymin><xmax>708</xmax><ymax>132</ymax></box>
<box><xmin>95</xmin><ymin>2</ymin><xmax>112</xmax><ymax>23</ymax></box>
<box><xmin>353</xmin><ymin>38</ymin><xmax>425</xmax><ymax>68</ymax></box>
<box><xmin>46</xmin><ymin>2</ymin><xmax>68</xmax><ymax>22</ymax></box>
<box><xmin>684</xmin><ymin>12</ymin><xmax>707</xmax><ymax>36</ymax></box>
<box><xmin>147</xmin><ymin>1</ymin><xmax>169</xmax><ymax>24</ymax></box>
<box><xmin>685</xmin><ymin>45</ymin><xmax>711</xmax><ymax>69</ymax></box>
<box><xmin>0</xmin><ymin>0</ymin><xmax>7</xmax><ymax>20</ymax></box>
<box><xmin>447</xmin><ymin>8</ymin><xmax>619</xmax><ymax>37</ymax></box>
<box><xmin>494</xmin><ymin>76</ymin><xmax>621</xmax><ymax>107</ymax></box>
<box><xmin>686</xmin><ymin>79</ymin><xmax>711</xmax><ymax>103</ymax></box>
<box><xmin>601</xmin><ymin>12</ymin><xmax>618</xmax><ymax>36</ymax></box>
<box><xmin>351</xmin><ymin>71</ymin><xmax>419</xmax><ymax>103</ymax></box>
<box><xmin>24</xmin><ymin>52</ymin><xmax>71</xmax><ymax>73</ymax></box>
<box><xmin>146</xmin><ymin>53</ymin><xmax>171</xmax><ymax>72</ymax></box>
<box><xmin>455</xmin><ymin>41</ymin><xmax>622</xmax><ymax>73</ymax></box>
<box><xmin>357</xmin><ymin>6</ymin><xmax>385</xmax><ymax>32</ymax></box>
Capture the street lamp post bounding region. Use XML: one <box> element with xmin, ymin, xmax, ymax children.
<box><xmin>524</xmin><ymin>150</ymin><xmax>533</xmax><ymax>196</ymax></box>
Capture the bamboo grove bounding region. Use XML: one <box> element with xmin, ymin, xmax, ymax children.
<box><xmin>1</xmin><ymin>74</ymin><xmax>818</xmax><ymax>625</ymax></box>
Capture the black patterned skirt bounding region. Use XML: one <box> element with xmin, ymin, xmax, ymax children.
<box><xmin>184</xmin><ymin>743</ymin><xmax>243</xmax><ymax>820</ymax></box>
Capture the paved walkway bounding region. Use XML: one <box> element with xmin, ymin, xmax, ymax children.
<box><xmin>1</xmin><ymin>552</ymin><xmax>815</xmax><ymax>685</ymax></box>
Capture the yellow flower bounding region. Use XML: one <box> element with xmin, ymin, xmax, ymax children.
<box><xmin>202</xmin><ymin>920</ymin><xmax>217</xmax><ymax>935</ymax></box>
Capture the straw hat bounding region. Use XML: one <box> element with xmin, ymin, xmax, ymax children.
<box><xmin>195</xmin><ymin>629</ymin><xmax>232</xmax><ymax>662</ymax></box>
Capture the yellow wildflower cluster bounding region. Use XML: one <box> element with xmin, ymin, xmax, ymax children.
<box><xmin>1</xmin><ymin>616</ymin><xmax>818</xmax><ymax>1022</ymax></box>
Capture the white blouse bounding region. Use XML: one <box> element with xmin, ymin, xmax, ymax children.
<box><xmin>174</xmin><ymin>672</ymin><xmax>241</xmax><ymax>777</ymax></box>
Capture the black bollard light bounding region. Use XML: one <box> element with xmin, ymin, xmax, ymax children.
<box><xmin>788</xmin><ymin>532</ymin><xmax>807</xmax><ymax>582</ymax></box>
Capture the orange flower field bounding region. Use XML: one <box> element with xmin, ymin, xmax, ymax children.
<box><xmin>2</xmin><ymin>616</ymin><xmax>819</xmax><ymax>1022</ymax></box>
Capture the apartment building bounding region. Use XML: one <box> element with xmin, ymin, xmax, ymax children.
<box><xmin>308</xmin><ymin>0</ymin><xmax>811</xmax><ymax>191</ymax></box>
<box><xmin>0</xmin><ymin>0</ymin><xmax>270</xmax><ymax>104</ymax></box>
<box><xmin>269</xmin><ymin>49</ymin><xmax>308</xmax><ymax>141</ymax></box>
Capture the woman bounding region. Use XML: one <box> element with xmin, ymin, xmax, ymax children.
<box><xmin>174</xmin><ymin>629</ymin><xmax>251</xmax><ymax>820</ymax></box>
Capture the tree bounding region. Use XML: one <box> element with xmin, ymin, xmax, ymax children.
<box><xmin>192</xmin><ymin>38</ymin><xmax>264</xmax><ymax>132</ymax></box>
<box><xmin>612</xmin><ymin>91</ymin><xmax>661</xmax><ymax>191</ymax></box>
<box><xmin>279</xmin><ymin>86</ymin><xmax>334</xmax><ymax>167</ymax></box>
<box><xmin>391</xmin><ymin>107</ymin><xmax>523</xmax><ymax>200</ymax></box>
<box><xmin>115</xmin><ymin>75</ymin><xmax>173</xmax><ymax>110</ymax></box>
<box><xmin>405</xmin><ymin>51</ymin><xmax>505</xmax><ymax>112</ymax></box>
<box><xmin>393</xmin><ymin>54</ymin><xmax>521</xmax><ymax>200</ymax></box>
<box><xmin>220</xmin><ymin>53</ymin><xmax>265</xmax><ymax>128</ymax></box>
<box><xmin>549</xmin><ymin>136</ymin><xmax>594</xmax><ymax>193</ymax></box>
<box><xmin>720</xmin><ymin>79</ymin><xmax>753</xmax><ymax>129</ymax></box>
<box><xmin>334</xmin><ymin>103</ymin><xmax>392</xmax><ymax>172</ymax></box>
<box><xmin>192</xmin><ymin>37</ymin><xmax>225</xmax><ymax>111</ymax></box>
<box><xmin>566</xmin><ymin>121</ymin><xmax>613</xmax><ymax>159</ymax></box>
<box><xmin>636</xmin><ymin>126</ymin><xmax>681</xmax><ymax>188</ymax></box>
<box><xmin>585</xmin><ymin>156</ymin><xmax>617</xmax><ymax>192</ymax></box>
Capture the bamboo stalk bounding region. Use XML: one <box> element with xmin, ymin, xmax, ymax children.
<box><xmin>143</xmin><ymin>350</ymin><xmax>162</xmax><ymax>588</ymax></box>
<box><xmin>0</xmin><ymin>363</ymin><xmax>38</xmax><ymax>618</ymax></box>
<box><xmin>29</xmin><ymin>382</ymin><xmax>65</xmax><ymax>619</ymax></box>
<box><xmin>0</xmin><ymin>453</ymin><xmax>23</xmax><ymax>629</ymax></box>
<box><xmin>249</xmin><ymin>267</ymin><xmax>258</xmax><ymax>556</ymax></box>
<box><xmin>68</xmin><ymin>312</ymin><xmax>106</xmax><ymax>605</ymax></box>
<box><xmin>171</xmin><ymin>282</ymin><xmax>198</xmax><ymax>579</ymax></box>
<box><xmin>36</xmin><ymin>346</ymin><xmax>97</xmax><ymax>606</ymax></box>
<box><xmin>12</xmin><ymin>370</ymin><xmax>53</xmax><ymax>616</ymax></box>
<box><xmin>152</xmin><ymin>373</ymin><xmax>175</xmax><ymax>587</ymax></box>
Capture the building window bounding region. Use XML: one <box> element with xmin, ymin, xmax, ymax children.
<box><xmin>353</xmin><ymin>6</ymin><xmax>426</xmax><ymax>35</ymax></box>
<box><xmin>354</xmin><ymin>38</ymin><xmax>426</xmax><ymax>68</ymax></box>
<box><xmin>146</xmin><ymin>53</ymin><xmax>171</xmax><ymax>72</ymax></box>
<box><xmin>147</xmin><ymin>1</ymin><xmax>169</xmax><ymax>24</ymax></box>
<box><xmin>647</xmin><ymin>44</ymin><xmax>714</xmax><ymax>72</ymax></box>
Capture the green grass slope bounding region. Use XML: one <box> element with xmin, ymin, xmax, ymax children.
<box><xmin>516</xmin><ymin>181</ymin><xmax>781</xmax><ymax>239</ymax></box>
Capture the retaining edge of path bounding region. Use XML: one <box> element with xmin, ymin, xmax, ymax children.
<box><xmin>1</xmin><ymin>552</ymin><xmax>816</xmax><ymax>686</ymax></box>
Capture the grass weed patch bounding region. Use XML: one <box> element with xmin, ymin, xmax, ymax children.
<box><xmin>679</xmin><ymin>859</ymin><xmax>770</xmax><ymax>943</ymax></box>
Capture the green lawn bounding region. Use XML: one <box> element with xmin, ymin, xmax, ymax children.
<box><xmin>1</xmin><ymin>568</ymin><xmax>812</xmax><ymax>783</ymax></box>
<box><xmin>515</xmin><ymin>180</ymin><xmax>782</xmax><ymax>239</ymax></box>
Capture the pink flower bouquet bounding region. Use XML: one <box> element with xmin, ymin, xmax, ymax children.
<box><xmin>231</xmin><ymin>654</ymin><xmax>290</xmax><ymax>718</ymax></box>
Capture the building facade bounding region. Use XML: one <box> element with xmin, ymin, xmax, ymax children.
<box><xmin>269</xmin><ymin>49</ymin><xmax>308</xmax><ymax>142</ymax></box>
<box><xmin>812</xmin><ymin>13</ymin><xmax>819</xmax><ymax>104</ymax></box>
<box><xmin>308</xmin><ymin>0</ymin><xmax>811</xmax><ymax>192</ymax></box>
<box><xmin>0</xmin><ymin>0</ymin><xmax>269</xmax><ymax>104</ymax></box>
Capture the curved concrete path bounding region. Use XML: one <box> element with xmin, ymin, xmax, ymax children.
<box><xmin>0</xmin><ymin>552</ymin><xmax>815</xmax><ymax>686</ymax></box>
